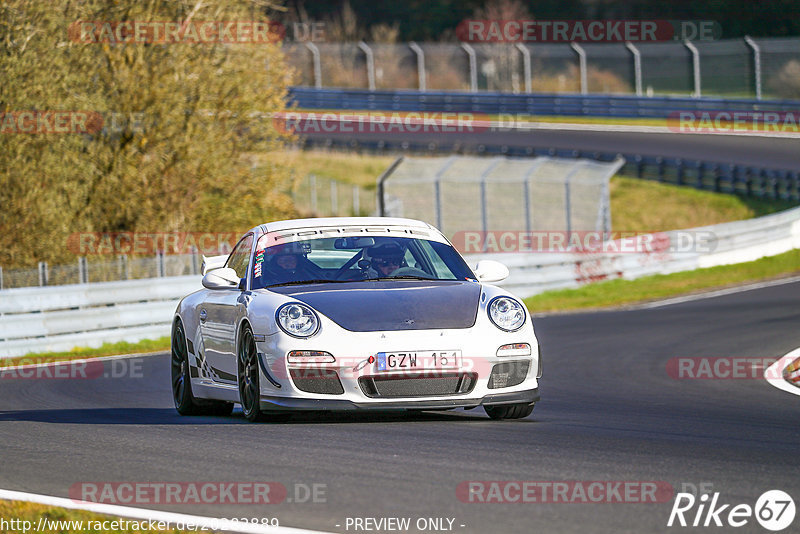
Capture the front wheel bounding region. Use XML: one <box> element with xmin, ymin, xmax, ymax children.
<box><xmin>238</xmin><ymin>325</ymin><xmax>290</xmax><ymax>423</ymax></box>
<box><xmin>484</xmin><ymin>402</ymin><xmax>535</xmax><ymax>420</ymax></box>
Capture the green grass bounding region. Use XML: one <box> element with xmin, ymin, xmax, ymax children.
<box><xmin>264</xmin><ymin>149</ymin><xmax>396</xmax><ymax>189</ymax></box>
<box><xmin>1</xmin><ymin>337</ymin><xmax>169</xmax><ymax>367</ymax></box>
<box><xmin>525</xmin><ymin>249</ymin><xmax>800</xmax><ymax>312</ymax></box>
<box><xmin>0</xmin><ymin>500</ymin><xmax>190</xmax><ymax>533</ymax></box>
<box><xmin>609</xmin><ymin>176</ymin><xmax>795</xmax><ymax>231</ymax></box>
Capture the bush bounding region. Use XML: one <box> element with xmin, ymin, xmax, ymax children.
<box><xmin>0</xmin><ymin>0</ymin><xmax>297</xmax><ymax>268</ymax></box>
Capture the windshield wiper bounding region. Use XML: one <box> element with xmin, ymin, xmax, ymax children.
<box><xmin>365</xmin><ymin>275</ymin><xmax>437</xmax><ymax>281</ymax></box>
<box><xmin>266</xmin><ymin>279</ymin><xmax>353</xmax><ymax>288</ymax></box>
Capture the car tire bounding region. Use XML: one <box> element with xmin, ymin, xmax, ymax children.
<box><xmin>484</xmin><ymin>402</ymin><xmax>535</xmax><ymax>420</ymax></box>
<box><xmin>171</xmin><ymin>319</ymin><xmax>234</xmax><ymax>416</ymax></box>
<box><xmin>238</xmin><ymin>325</ymin><xmax>291</xmax><ymax>423</ymax></box>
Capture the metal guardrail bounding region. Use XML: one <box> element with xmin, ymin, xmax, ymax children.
<box><xmin>0</xmin><ymin>276</ymin><xmax>200</xmax><ymax>358</ymax></box>
<box><xmin>289</xmin><ymin>87</ymin><xmax>800</xmax><ymax>118</ymax></box>
<box><xmin>466</xmin><ymin>205</ymin><xmax>800</xmax><ymax>298</ymax></box>
<box><xmin>2</xmin><ymin>206</ymin><xmax>799</xmax><ymax>357</ymax></box>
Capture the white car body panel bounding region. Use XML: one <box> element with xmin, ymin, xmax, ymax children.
<box><xmin>174</xmin><ymin>217</ymin><xmax>540</xmax><ymax>415</ymax></box>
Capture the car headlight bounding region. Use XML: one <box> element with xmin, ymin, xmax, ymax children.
<box><xmin>276</xmin><ymin>303</ymin><xmax>319</xmax><ymax>338</ymax></box>
<box><xmin>488</xmin><ymin>296</ymin><xmax>526</xmax><ymax>332</ymax></box>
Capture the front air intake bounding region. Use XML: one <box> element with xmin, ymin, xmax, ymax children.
<box><xmin>359</xmin><ymin>372</ymin><xmax>477</xmax><ymax>398</ymax></box>
<box><xmin>488</xmin><ymin>361</ymin><xmax>530</xmax><ymax>389</ymax></box>
<box><xmin>289</xmin><ymin>368</ymin><xmax>345</xmax><ymax>395</ymax></box>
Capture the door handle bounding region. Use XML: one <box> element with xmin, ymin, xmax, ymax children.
<box><xmin>199</xmin><ymin>309</ymin><xmax>207</xmax><ymax>323</ymax></box>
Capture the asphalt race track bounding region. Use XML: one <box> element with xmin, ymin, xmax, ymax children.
<box><xmin>1</xmin><ymin>281</ymin><xmax>799</xmax><ymax>533</ymax></box>
<box><xmin>303</xmin><ymin>127</ymin><xmax>800</xmax><ymax>172</ymax></box>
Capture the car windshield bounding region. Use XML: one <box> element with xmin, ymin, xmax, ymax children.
<box><xmin>251</xmin><ymin>235</ymin><xmax>475</xmax><ymax>289</ymax></box>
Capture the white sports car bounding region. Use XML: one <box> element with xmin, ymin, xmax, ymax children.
<box><xmin>171</xmin><ymin>217</ymin><xmax>541</xmax><ymax>422</ymax></box>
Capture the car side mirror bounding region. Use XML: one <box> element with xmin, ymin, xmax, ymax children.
<box><xmin>202</xmin><ymin>267</ymin><xmax>241</xmax><ymax>290</ymax></box>
<box><xmin>201</xmin><ymin>254</ymin><xmax>229</xmax><ymax>275</ymax></box>
<box><xmin>473</xmin><ymin>260</ymin><xmax>509</xmax><ymax>283</ymax></box>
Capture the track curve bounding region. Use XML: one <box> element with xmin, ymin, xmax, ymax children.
<box><xmin>303</xmin><ymin>127</ymin><xmax>800</xmax><ymax>172</ymax></box>
<box><xmin>1</xmin><ymin>281</ymin><xmax>799</xmax><ymax>533</ymax></box>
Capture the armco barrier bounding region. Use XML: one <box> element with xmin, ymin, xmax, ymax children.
<box><xmin>0</xmin><ymin>276</ymin><xmax>200</xmax><ymax>358</ymax></box>
<box><xmin>465</xmin><ymin>205</ymin><xmax>800</xmax><ymax>299</ymax></box>
<box><xmin>288</xmin><ymin>87</ymin><xmax>800</xmax><ymax>120</ymax></box>
<box><xmin>1</xmin><ymin>208</ymin><xmax>798</xmax><ymax>357</ymax></box>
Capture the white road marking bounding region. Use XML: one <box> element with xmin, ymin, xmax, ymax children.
<box><xmin>293</xmin><ymin>112</ymin><xmax>800</xmax><ymax>139</ymax></box>
<box><xmin>632</xmin><ymin>275</ymin><xmax>800</xmax><ymax>310</ymax></box>
<box><xmin>765</xmin><ymin>348</ymin><xmax>800</xmax><ymax>397</ymax></box>
<box><xmin>0</xmin><ymin>350</ymin><xmax>164</xmax><ymax>369</ymax></box>
<box><xmin>0</xmin><ymin>488</ymin><xmax>331</xmax><ymax>534</ymax></box>
<box><xmin>492</xmin><ymin>120</ymin><xmax>800</xmax><ymax>139</ymax></box>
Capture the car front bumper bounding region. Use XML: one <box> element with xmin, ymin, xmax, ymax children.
<box><xmin>258</xmin><ymin>387</ymin><xmax>540</xmax><ymax>411</ymax></box>
<box><xmin>254</xmin><ymin>321</ymin><xmax>541</xmax><ymax>411</ymax></box>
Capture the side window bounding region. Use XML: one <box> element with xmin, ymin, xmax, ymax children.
<box><xmin>225</xmin><ymin>234</ymin><xmax>254</xmax><ymax>280</ymax></box>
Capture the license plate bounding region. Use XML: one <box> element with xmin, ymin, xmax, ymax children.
<box><xmin>375</xmin><ymin>351</ymin><xmax>461</xmax><ymax>371</ymax></box>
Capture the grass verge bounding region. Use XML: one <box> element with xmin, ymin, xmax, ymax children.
<box><xmin>256</xmin><ymin>148</ymin><xmax>395</xmax><ymax>189</ymax></box>
<box><xmin>525</xmin><ymin>249</ymin><xmax>800</xmax><ymax>313</ymax></box>
<box><xmin>1</xmin><ymin>337</ymin><xmax>170</xmax><ymax>368</ymax></box>
<box><xmin>609</xmin><ymin>176</ymin><xmax>795</xmax><ymax>231</ymax></box>
<box><xmin>0</xmin><ymin>500</ymin><xmax>189</xmax><ymax>533</ymax></box>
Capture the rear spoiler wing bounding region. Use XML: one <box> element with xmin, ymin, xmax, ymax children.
<box><xmin>201</xmin><ymin>254</ymin><xmax>229</xmax><ymax>275</ymax></box>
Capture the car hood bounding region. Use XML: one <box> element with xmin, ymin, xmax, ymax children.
<box><xmin>267</xmin><ymin>280</ymin><xmax>481</xmax><ymax>331</ymax></box>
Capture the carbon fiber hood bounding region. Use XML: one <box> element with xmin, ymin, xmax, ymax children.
<box><xmin>268</xmin><ymin>280</ymin><xmax>480</xmax><ymax>331</ymax></box>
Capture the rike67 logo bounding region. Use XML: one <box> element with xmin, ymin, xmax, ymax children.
<box><xmin>668</xmin><ymin>490</ymin><xmax>795</xmax><ymax>531</ymax></box>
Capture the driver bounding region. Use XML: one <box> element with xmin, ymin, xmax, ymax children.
<box><xmin>367</xmin><ymin>243</ymin><xmax>405</xmax><ymax>278</ymax></box>
<box><xmin>261</xmin><ymin>243</ymin><xmax>314</xmax><ymax>284</ymax></box>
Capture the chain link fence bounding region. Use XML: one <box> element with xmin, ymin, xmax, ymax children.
<box><xmin>292</xmin><ymin>174</ymin><xmax>374</xmax><ymax>218</ymax></box>
<box><xmin>378</xmin><ymin>155</ymin><xmax>622</xmax><ymax>243</ymax></box>
<box><xmin>284</xmin><ymin>38</ymin><xmax>800</xmax><ymax>98</ymax></box>
<box><xmin>0</xmin><ymin>253</ymin><xmax>203</xmax><ymax>290</ymax></box>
